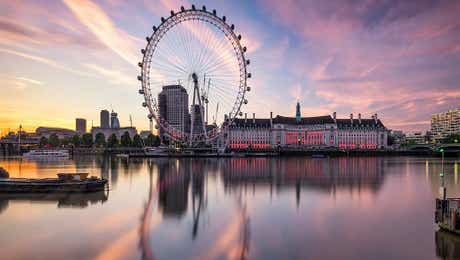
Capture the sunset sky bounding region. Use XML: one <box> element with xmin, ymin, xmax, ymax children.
<box><xmin>1</xmin><ymin>0</ymin><xmax>459</xmax><ymax>135</ymax></box>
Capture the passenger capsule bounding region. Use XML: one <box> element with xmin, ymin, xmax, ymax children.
<box><xmin>243</xmin><ymin>46</ymin><xmax>247</xmax><ymax>52</ymax></box>
<box><xmin>222</xmin><ymin>16</ymin><xmax>226</xmax><ymax>22</ymax></box>
<box><xmin>244</xmin><ymin>99</ymin><xmax>248</xmax><ymax>104</ymax></box>
<box><xmin>181</xmin><ymin>6</ymin><xmax>185</xmax><ymax>11</ymax></box>
<box><xmin>146</xmin><ymin>36</ymin><xmax>150</xmax><ymax>42</ymax></box>
<box><xmin>246</xmin><ymin>86</ymin><xmax>251</xmax><ymax>91</ymax></box>
<box><xmin>247</xmin><ymin>73</ymin><xmax>252</xmax><ymax>78</ymax></box>
<box><xmin>142</xmin><ymin>102</ymin><xmax>147</xmax><ymax>107</ymax></box>
<box><xmin>138</xmin><ymin>62</ymin><xmax>143</xmax><ymax>67</ymax></box>
<box><xmin>138</xmin><ymin>89</ymin><xmax>144</xmax><ymax>94</ymax></box>
<box><xmin>170</xmin><ymin>10</ymin><xmax>174</xmax><ymax>16</ymax></box>
<box><xmin>152</xmin><ymin>26</ymin><xmax>157</xmax><ymax>31</ymax></box>
<box><xmin>231</xmin><ymin>24</ymin><xmax>235</xmax><ymax>30</ymax></box>
<box><xmin>238</xmin><ymin>34</ymin><xmax>242</xmax><ymax>40</ymax></box>
<box><xmin>137</xmin><ymin>75</ymin><xmax>142</xmax><ymax>81</ymax></box>
<box><xmin>141</xmin><ymin>49</ymin><xmax>146</xmax><ymax>54</ymax></box>
<box><xmin>192</xmin><ymin>4</ymin><xmax>196</xmax><ymax>10</ymax></box>
<box><xmin>202</xmin><ymin>5</ymin><xmax>206</xmax><ymax>11</ymax></box>
<box><xmin>246</xmin><ymin>59</ymin><xmax>250</xmax><ymax>65</ymax></box>
<box><xmin>161</xmin><ymin>17</ymin><xmax>165</xmax><ymax>23</ymax></box>
<box><xmin>148</xmin><ymin>114</ymin><xmax>153</xmax><ymax>120</ymax></box>
<box><xmin>213</xmin><ymin>9</ymin><xmax>216</xmax><ymax>15</ymax></box>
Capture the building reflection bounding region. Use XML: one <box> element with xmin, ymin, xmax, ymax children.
<box><xmin>436</xmin><ymin>230</ymin><xmax>460</xmax><ymax>259</ymax></box>
<box><xmin>222</xmin><ymin>157</ymin><xmax>385</xmax><ymax>197</ymax></box>
<box><xmin>0</xmin><ymin>191</ymin><xmax>108</xmax><ymax>213</ymax></box>
<box><xmin>156</xmin><ymin>159</ymin><xmax>191</xmax><ymax>218</ymax></box>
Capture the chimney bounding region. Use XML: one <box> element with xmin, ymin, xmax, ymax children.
<box><xmin>358</xmin><ymin>113</ymin><xmax>362</xmax><ymax>124</ymax></box>
<box><xmin>270</xmin><ymin>112</ymin><xmax>273</xmax><ymax>126</ymax></box>
<box><xmin>374</xmin><ymin>113</ymin><xmax>378</xmax><ymax>123</ymax></box>
<box><xmin>244</xmin><ymin>113</ymin><xmax>247</xmax><ymax>123</ymax></box>
<box><xmin>350</xmin><ymin>113</ymin><xmax>353</xmax><ymax>124</ymax></box>
<box><xmin>253</xmin><ymin>113</ymin><xmax>256</xmax><ymax>124</ymax></box>
<box><xmin>332</xmin><ymin>112</ymin><xmax>336</xmax><ymax>123</ymax></box>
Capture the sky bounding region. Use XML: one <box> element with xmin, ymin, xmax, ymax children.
<box><xmin>0</xmin><ymin>0</ymin><xmax>459</xmax><ymax>135</ymax></box>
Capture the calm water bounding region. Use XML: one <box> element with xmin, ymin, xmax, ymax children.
<box><xmin>0</xmin><ymin>156</ymin><xmax>459</xmax><ymax>260</ymax></box>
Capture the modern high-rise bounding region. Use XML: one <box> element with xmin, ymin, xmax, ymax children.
<box><xmin>110</xmin><ymin>110</ymin><xmax>120</xmax><ymax>129</ymax></box>
<box><xmin>431</xmin><ymin>108</ymin><xmax>460</xmax><ymax>141</ymax></box>
<box><xmin>158</xmin><ymin>85</ymin><xmax>190</xmax><ymax>140</ymax></box>
<box><xmin>75</xmin><ymin>118</ymin><xmax>87</xmax><ymax>135</ymax></box>
<box><xmin>100</xmin><ymin>110</ymin><xmax>110</xmax><ymax>128</ymax></box>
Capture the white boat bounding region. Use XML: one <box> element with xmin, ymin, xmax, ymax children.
<box><xmin>23</xmin><ymin>149</ymin><xmax>70</xmax><ymax>159</ymax></box>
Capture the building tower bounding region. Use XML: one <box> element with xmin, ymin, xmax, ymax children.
<box><xmin>158</xmin><ymin>85</ymin><xmax>190</xmax><ymax>141</ymax></box>
<box><xmin>75</xmin><ymin>118</ymin><xmax>87</xmax><ymax>135</ymax></box>
<box><xmin>110</xmin><ymin>110</ymin><xmax>120</xmax><ymax>129</ymax></box>
<box><xmin>190</xmin><ymin>73</ymin><xmax>207</xmax><ymax>146</ymax></box>
<box><xmin>296</xmin><ymin>101</ymin><xmax>301</xmax><ymax>123</ymax></box>
<box><xmin>100</xmin><ymin>110</ymin><xmax>110</xmax><ymax>128</ymax></box>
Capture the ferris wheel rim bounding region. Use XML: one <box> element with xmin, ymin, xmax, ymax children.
<box><xmin>138</xmin><ymin>6</ymin><xmax>250</xmax><ymax>143</ymax></box>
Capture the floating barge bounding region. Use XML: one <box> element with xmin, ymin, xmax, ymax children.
<box><xmin>0</xmin><ymin>173</ymin><xmax>108</xmax><ymax>193</ymax></box>
<box><xmin>435</xmin><ymin>197</ymin><xmax>460</xmax><ymax>234</ymax></box>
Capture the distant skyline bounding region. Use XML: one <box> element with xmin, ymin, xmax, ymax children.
<box><xmin>1</xmin><ymin>0</ymin><xmax>459</xmax><ymax>134</ymax></box>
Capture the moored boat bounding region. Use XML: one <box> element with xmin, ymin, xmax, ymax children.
<box><xmin>23</xmin><ymin>149</ymin><xmax>70</xmax><ymax>159</ymax></box>
<box><xmin>0</xmin><ymin>172</ymin><xmax>107</xmax><ymax>193</ymax></box>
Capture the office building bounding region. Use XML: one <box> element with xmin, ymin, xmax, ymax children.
<box><xmin>158</xmin><ymin>85</ymin><xmax>190</xmax><ymax>140</ymax></box>
<box><xmin>100</xmin><ymin>110</ymin><xmax>110</xmax><ymax>129</ymax></box>
<box><xmin>110</xmin><ymin>110</ymin><xmax>120</xmax><ymax>129</ymax></box>
<box><xmin>75</xmin><ymin>118</ymin><xmax>87</xmax><ymax>135</ymax></box>
<box><xmin>431</xmin><ymin>108</ymin><xmax>460</xmax><ymax>142</ymax></box>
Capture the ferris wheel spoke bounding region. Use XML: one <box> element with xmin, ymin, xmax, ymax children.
<box><xmin>141</xmin><ymin>9</ymin><xmax>248</xmax><ymax>145</ymax></box>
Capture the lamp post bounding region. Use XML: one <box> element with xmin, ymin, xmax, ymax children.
<box><xmin>440</xmin><ymin>148</ymin><xmax>446</xmax><ymax>200</ymax></box>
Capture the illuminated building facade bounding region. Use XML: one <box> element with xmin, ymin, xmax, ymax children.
<box><xmin>224</xmin><ymin>103</ymin><xmax>388</xmax><ymax>150</ymax></box>
<box><xmin>431</xmin><ymin>108</ymin><xmax>460</xmax><ymax>142</ymax></box>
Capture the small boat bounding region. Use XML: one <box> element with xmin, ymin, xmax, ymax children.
<box><xmin>0</xmin><ymin>172</ymin><xmax>107</xmax><ymax>193</ymax></box>
<box><xmin>23</xmin><ymin>149</ymin><xmax>70</xmax><ymax>159</ymax></box>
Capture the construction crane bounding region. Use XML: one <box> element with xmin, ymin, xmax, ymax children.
<box><xmin>213</xmin><ymin>102</ymin><xmax>219</xmax><ymax>125</ymax></box>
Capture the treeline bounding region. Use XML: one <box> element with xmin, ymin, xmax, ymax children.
<box><xmin>38</xmin><ymin>132</ymin><xmax>161</xmax><ymax>148</ymax></box>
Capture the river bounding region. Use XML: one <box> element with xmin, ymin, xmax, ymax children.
<box><xmin>0</xmin><ymin>156</ymin><xmax>459</xmax><ymax>260</ymax></box>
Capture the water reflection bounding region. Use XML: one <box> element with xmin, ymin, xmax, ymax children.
<box><xmin>1</xmin><ymin>156</ymin><xmax>460</xmax><ymax>259</ymax></box>
<box><xmin>0</xmin><ymin>191</ymin><xmax>108</xmax><ymax>212</ymax></box>
<box><xmin>222</xmin><ymin>157</ymin><xmax>385</xmax><ymax>196</ymax></box>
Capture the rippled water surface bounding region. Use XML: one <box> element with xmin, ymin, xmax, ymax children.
<box><xmin>0</xmin><ymin>156</ymin><xmax>459</xmax><ymax>260</ymax></box>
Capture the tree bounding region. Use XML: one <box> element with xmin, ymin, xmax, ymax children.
<box><xmin>71</xmin><ymin>134</ymin><xmax>81</xmax><ymax>147</ymax></box>
<box><xmin>107</xmin><ymin>133</ymin><xmax>118</xmax><ymax>148</ymax></box>
<box><xmin>120</xmin><ymin>132</ymin><xmax>132</xmax><ymax>147</ymax></box>
<box><xmin>48</xmin><ymin>133</ymin><xmax>60</xmax><ymax>147</ymax></box>
<box><xmin>39</xmin><ymin>136</ymin><xmax>48</xmax><ymax>148</ymax></box>
<box><xmin>441</xmin><ymin>134</ymin><xmax>460</xmax><ymax>144</ymax></box>
<box><xmin>82</xmin><ymin>133</ymin><xmax>93</xmax><ymax>147</ymax></box>
<box><xmin>60</xmin><ymin>136</ymin><xmax>72</xmax><ymax>146</ymax></box>
<box><xmin>95</xmin><ymin>133</ymin><xmax>106</xmax><ymax>148</ymax></box>
<box><xmin>144</xmin><ymin>133</ymin><xmax>161</xmax><ymax>147</ymax></box>
<box><xmin>132</xmin><ymin>134</ymin><xmax>143</xmax><ymax>148</ymax></box>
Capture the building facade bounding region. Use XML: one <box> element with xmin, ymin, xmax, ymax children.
<box><xmin>431</xmin><ymin>108</ymin><xmax>460</xmax><ymax>142</ymax></box>
<box><xmin>35</xmin><ymin>127</ymin><xmax>76</xmax><ymax>139</ymax></box>
<box><xmin>75</xmin><ymin>118</ymin><xmax>87</xmax><ymax>135</ymax></box>
<box><xmin>158</xmin><ymin>85</ymin><xmax>190</xmax><ymax>140</ymax></box>
<box><xmin>91</xmin><ymin>127</ymin><xmax>137</xmax><ymax>140</ymax></box>
<box><xmin>100</xmin><ymin>110</ymin><xmax>110</xmax><ymax>129</ymax></box>
<box><xmin>223</xmin><ymin>103</ymin><xmax>388</xmax><ymax>150</ymax></box>
<box><xmin>110</xmin><ymin>110</ymin><xmax>120</xmax><ymax>129</ymax></box>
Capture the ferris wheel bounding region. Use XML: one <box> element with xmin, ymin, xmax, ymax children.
<box><xmin>138</xmin><ymin>5</ymin><xmax>251</xmax><ymax>146</ymax></box>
